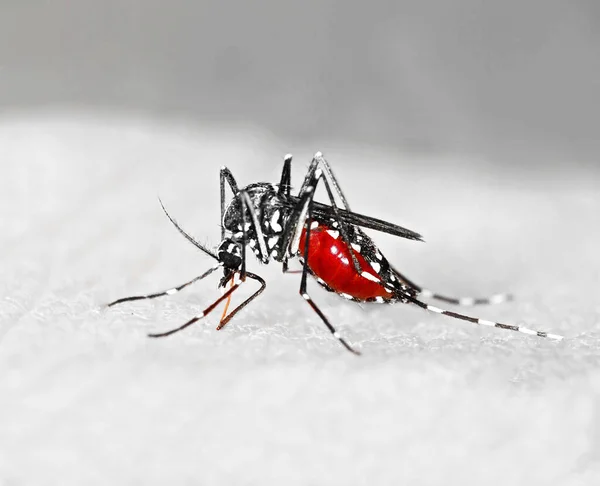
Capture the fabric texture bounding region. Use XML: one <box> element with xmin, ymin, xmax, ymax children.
<box><xmin>1</xmin><ymin>113</ymin><xmax>598</xmax><ymax>485</ymax></box>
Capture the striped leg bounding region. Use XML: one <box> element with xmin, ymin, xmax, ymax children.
<box><xmin>277</xmin><ymin>154</ymin><xmax>293</xmax><ymax>198</ymax></box>
<box><xmin>298</xmin><ymin>198</ymin><xmax>360</xmax><ymax>355</ymax></box>
<box><xmin>402</xmin><ymin>293</ymin><xmax>563</xmax><ymax>341</ymax></box>
<box><xmin>148</xmin><ymin>272</ymin><xmax>265</xmax><ymax>337</ymax></box>
<box><xmin>148</xmin><ymin>277</ymin><xmax>241</xmax><ymax>337</ymax></box>
<box><xmin>418</xmin><ymin>289</ymin><xmax>512</xmax><ymax>306</ymax></box>
<box><xmin>216</xmin><ymin>272</ymin><xmax>266</xmax><ymax>330</ymax></box>
<box><xmin>220</xmin><ymin>166</ymin><xmax>240</xmax><ymax>240</ymax></box>
<box><xmin>107</xmin><ymin>264</ymin><xmax>221</xmax><ymax>307</ymax></box>
<box><xmin>221</xmin><ymin>168</ymin><xmax>272</xmax><ymax>264</ymax></box>
<box><xmin>297</xmin><ymin>152</ymin><xmax>352</xmax><ymax>211</ymax></box>
<box><xmin>390</xmin><ymin>266</ymin><xmax>512</xmax><ymax>307</ymax></box>
<box><xmin>239</xmin><ymin>190</ymin><xmax>271</xmax><ymax>264</ymax></box>
<box><xmin>284</xmin><ymin>152</ymin><xmax>363</xmax><ymax>273</ymax></box>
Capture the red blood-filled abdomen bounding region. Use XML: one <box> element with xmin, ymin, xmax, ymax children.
<box><xmin>299</xmin><ymin>224</ymin><xmax>392</xmax><ymax>301</ymax></box>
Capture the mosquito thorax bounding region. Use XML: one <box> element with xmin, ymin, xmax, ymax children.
<box><xmin>222</xmin><ymin>183</ymin><xmax>290</xmax><ymax>261</ymax></box>
<box><xmin>222</xmin><ymin>183</ymin><xmax>277</xmax><ymax>233</ymax></box>
<box><xmin>217</xmin><ymin>238</ymin><xmax>243</xmax><ymax>270</ymax></box>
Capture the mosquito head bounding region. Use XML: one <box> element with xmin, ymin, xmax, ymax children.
<box><xmin>217</xmin><ymin>238</ymin><xmax>243</xmax><ymax>271</ymax></box>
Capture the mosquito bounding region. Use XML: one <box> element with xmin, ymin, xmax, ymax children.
<box><xmin>108</xmin><ymin>152</ymin><xmax>563</xmax><ymax>354</ymax></box>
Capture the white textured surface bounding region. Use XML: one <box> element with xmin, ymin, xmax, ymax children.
<box><xmin>1</xmin><ymin>112</ymin><xmax>600</xmax><ymax>485</ymax></box>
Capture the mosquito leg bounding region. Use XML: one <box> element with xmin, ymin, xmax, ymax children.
<box><xmin>298</xmin><ymin>206</ymin><xmax>360</xmax><ymax>355</ymax></box>
<box><xmin>418</xmin><ymin>289</ymin><xmax>512</xmax><ymax>306</ymax></box>
<box><xmin>220</xmin><ymin>169</ymin><xmax>270</xmax><ymax>264</ymax></box>
<box><xmin>291</xmin><ymin>153</ymin><xmax>423</xmax><ymax>242</ymax></box>
<box><xmin>148</xmin><ymin>281</ymin><xmax>242</xmax><ymax>338</ymax></box>
<box><xmin>402</xmin><ymin>293</ymin><xmax>563</xmax><ymax>341</ymax></box>
<box><xmin>227</xmin><ymin>188</ymin><xmax>262</xmax><ymax>281</ymax></box>
<box><xmin>318</xmin><ymin>176</ymin><xmax>363</xmax><ymax>273</ymax></box>
<box><xmin>220</xmin><ymin>167</ymin><xmax>240</xmax><ymax>240</ymax></box>
<box><xmin>276</xmin><ymin>154</ymin><xmax>295</xmax><ymax>265</ymax></box>
<box><xmin>279</xmin><ymin>155</ymin><xmax>334</xmax><ymax>261</ymax></box>
<box><xmin>217</xmin><ymin>271</ymin><xmax>266</xmax><ymax>330</ymax></box>
<box><xmin>282</xmin><ymin>256</ymin><xmax>289</xmax><ymax>273</ymax></box>
<box><xmin>280</xmin><ymin>254</ymin><xmax>303</xmax><ymax>274</ymax></box>
<box><xmin>301</xmin><ymin>154</ymin><xmax>385</xmax><ymax>272</ymax></box>
<box><xmin>221</xmin><ymin>170</ymin><xmax>270</xmax><ymax>264</ymax></box>
<box><xmin>239</xmin><ymin>197</ymin><xmax>248</xmax><ymax>279</ymax></box>
<box><xmin>391</xmin><ymin>265</ymin><xmax>513</xmax><ymax>306</ymax></box>
<box><xmin>286</xmin><ymin>163</ymin><xmax>362</xmax><ymax>274</ymax></box>
<box><xmin>283</xmin><ymin>267</ymin><xmax>303</xmax><ymax>275</ymax></box>
<box><xmin>277</xmin><ymin>154</ymin><xmax>293</xmax><ymax>198</ymax></box>
<box><xmin>298</xmin><ymin>152</ymin><xmax>352</xmax><ymax>211</ymax></box>
<box><xmin>107</xmin><ymin>264</ymin><xmax>221</xmax><ymax>307</ymax></box>
<box><xmin>239</xmin><ymin>190</ymin><xmax>270</xmax><ymax>264</ymax></box>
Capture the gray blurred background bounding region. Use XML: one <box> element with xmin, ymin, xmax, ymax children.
<box><xmin>2</xmin><ymin>0</ymin><xmax>599</xmax><ymax>167</ymax></box>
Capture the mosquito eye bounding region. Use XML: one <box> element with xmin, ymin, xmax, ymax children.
<box><xmin>218</xmin><ymin>251</ymin><xmax>241</xmax><ymax>270</ymax></box>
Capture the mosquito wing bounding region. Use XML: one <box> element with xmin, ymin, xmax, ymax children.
<box><xmin>286</xmin><ymin>197</ymin><xmax>424</xmax><ymax>242</ymax></box>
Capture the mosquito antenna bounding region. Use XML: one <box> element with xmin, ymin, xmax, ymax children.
<box><xmin>158</xmin><ymin>197</ymin><xmax>219</xmax><ymax>260</ymax></box>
